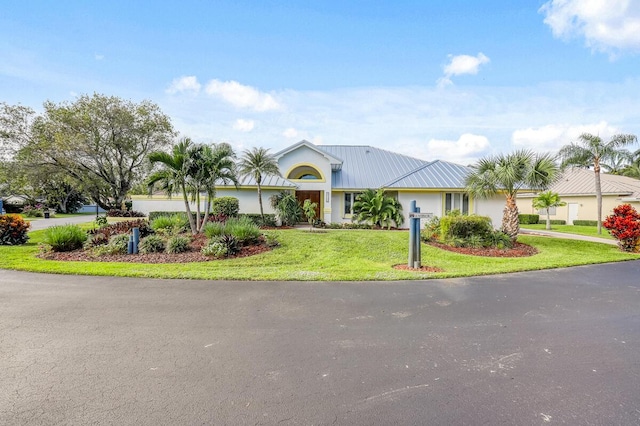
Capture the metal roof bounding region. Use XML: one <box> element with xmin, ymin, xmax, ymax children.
<box><xmin>519</xmin><ymin>168</ymin><xmax>640</xmax><ymax>198</ymax></box>
<box><xmin>218</xmin><ymin>174</ymin><xmax>297</xmax><ymax>188</ymax></box>
<box><xmin>383</xmin><ymin>160</ymin><xmax>471</xmax><ymax>189</ymax></box>
<box><xmin>316</xmin><ymin>145</ymin><xmax>429</xmax><ymax>189</ymax></box>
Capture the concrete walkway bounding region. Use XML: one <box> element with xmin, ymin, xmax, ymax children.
<box><xmin>26</xmin><ymin>215</ymin><xmax>98</xmax><ymax>231</ymax></box>
<box><xmin>519</xmin><ymin>227</ymin><xmax>617</xmax><ymax>245</ymax></box>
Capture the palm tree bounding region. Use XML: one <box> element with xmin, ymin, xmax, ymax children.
<box><xmin>238</xmin><ymin>147</ymin><xmax>280</xmax><ymax>221</ymax></box>
<box><xmin>601</xmin><ymin>149</ymin><xmax>632</xmax><ymax>175</ymax></box>
<box><xmin>353</xmin><ymin>188</ymin><xmax>404</xmax><ymax>229</ymax></box>
<box><xmin>559</xmin><ymin>133</ymin><xmax>637</xmax><ymax>234</ymax></box>
<box><xmin>465</xmin><ymin>150</ymin><xmax>559</xmax><ymax>240</ymax></box>
<box><xmin>190</xmin><ymin>143</ymin><xmax>237</xmax><ymax>232</ymax></box>
<box><xmin>147</xmin><ymin>138</ymin><xmax>199</xmax><ymax>234</ymax></box>
<box><xmin>532</xmin><ymin>191</ymin><xmax>566</xmax><ymax>230</ymax></box>
<box><xmin>622</xmin><ymin>148</ymin><xmax>640</xmax><ymax>179</ymax></box>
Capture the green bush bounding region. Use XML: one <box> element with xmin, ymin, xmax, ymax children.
<box><xmin>573</xmin><ymin>220</ymin><xmax>598</xmax><ymax>226</ymax></box>
<box><xmin>148</xmin><ymin>211</ymin><xmax>187</xmax><ymax>222</ymax></box>
<box><xmin>166</xmin><ymin>235</ymin><xmax>190</xmax><ymax>254</ymax></box>
<box><xmin>22</xmin><ymin>204</ymin><xmax>45</xmax><ymax>217</ymax></box>
<box><xmin>270</xmin><ymin>192</ymin><xmax>302</xmax><ymax>226</ymax></box>
<box><xmin>0</xmin><ymin>214</ymin><xmax>30</xmax><ymax>245</ymax></box>
<box><xmin>94</xmin><ymin>234</ymin><xmax>130</xmax><ymax>255</ymax></box>
<box><xmin>239</xmin><ymin>213</ymin><xmax>277</xmax><ymax>227</ymax></box>
<box><xmin>151</xmin><ymin>214</ymin><xmax>189</xmax><ymax>235</ymax></box>
<box><xmin>226</xmin><ymin>216</ymin><xmax>261</xmax><ymax>245</ymax></box>
<box><xmin>440</xmin><ymin>214</ymin><xmax>493</xmax><ymax>241</ymax></box>
<box><xmin>203</xmin><ymin>221</ymin><xmax>226</xmax><ymax>239</ymax></box>
<box><xmin>86</xmin><ymin>219</ymin><xmax>152</xmax><ymax>247</ymax></box>
<box><xmin>95</xmin><ymin>215</ymin><xmax>108</xmax><ymax>228</ymax></box>
<box><xmin>43</xmin><ymin>225</ymin><xmax>87</xmax><ymax>252</ymax></box>
<box><xmin>538</xmin><ymin>219</ymin><xmax>566</xmax><ymax>225</ymax></box>
<box><xmin>211</xmin><ymin>197</ymin><xmax>239</xmax><ymax>217</ymax></box>
<box><xmin>138</xmin><ymin>235</ymin><xmax>166</xmax><ymax>254</ymax></box>
<box><xmin>201</xmin><ymin>241</ymin><xmax>228</xmax><ymax>258</ymax></box>
<box><xmin>518</xmin><ymin>214</ymin><xmax>540</xmax><ymax>224</ymax></box>
<box><xmin>487</xmin><ymin>230</ymin><xmax>514</xmax><ymax>249</ymax></box>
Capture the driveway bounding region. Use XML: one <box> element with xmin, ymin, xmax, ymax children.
<box><xmin>2</xmin><ymin>263</ymin><xmax>640</xmax><ymax>425</ymax></box>
<box><xmin>26</xmin><ymin>215</ymin><xmax>97</xmax><ymax>231</ymax></box>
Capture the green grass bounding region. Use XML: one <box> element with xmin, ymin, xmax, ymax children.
<box><xmin>0</xmin><ymin>229</ymin><xmax>637</xmax><ymax>281</ymax></box>
<box><xmin>521</xmin><ymin>224</ymin><xmax>614</xmax><ymax>239</ymax></box>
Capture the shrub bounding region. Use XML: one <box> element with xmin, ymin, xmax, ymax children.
<box><xmin>95</xmin><ymin>215</ymin><xmax>108</xmax><ymax>228</ymax></box>
<box><xmin>203</xmin><ymin>221</ymin><xmax>226</xmax><ymax>239</ymax></box>
<box><xmin>138</xmin><ymin>235</ymin><xmax>166</xmax><ymax>254</ymax></box>
<box><xmin>217</xmin><ymin>234</ymin><xmax>239</xmax><ymax>255</ymax></box>
<box><xmin>226</xmin><ymin>216</ymin><xmax>261</xmax><ymax>245</ymax></box>
<box><xmin>166</xmin><ymin>235</ymin><xmax>190</xmax><ymax>254</ymax></box>
<box><xmin>537</xmin><ymin>219</ymin><xmax>566</xmax><ymax>225</ymax></box>
<box><xmin>440</xmin><ymin>214</ymin><xmax>493</xmax><ymax>241</ymax></box>
<box><xmin>201</xmin><ymin>241</ymin><xmax>228</xmax><ymax>258</ymax></box>
<box><xmin>22</xmin><ymin>204</ymin><xmax>45</xmax><ymax>218</ymax></box>
<box><xmin>86</xmin><ymin>219</ymin><xmax>152</xmax><ymax>247</ymax></box>
<box><xmin>148</xmin><ymin>211</ymin><xmax>183</xmax><ymax>222</ymax></box>
<box><xmin>487</xmin><ymin>230</ymin><xmax>514</xmax><ymax>249</ymax></box>
<box><xmin>43</xmin><ymin>225</ymin><xmax>87</xmax><ymax>252</ymax></box>
<box><xmin>211</xmin><ymin>197</ymin><xmax>239</xmax><ymax>217</ymax></box>
<box><xmin>0</xmin><ymin>214</ymin><xmax>30</xmax><ymax>245</ymax></box>
<box><xmin>518</xmin><ymin>214</ymin><xmax>540</xmax><ymax>225</ymax></box>
<box><xmin>239</xmin><ymin>213</ymin><xmax>277</xmax><ymax>227</ymax></box>
<box><xmin>151</xmin><ymin>214</ymin><xmax>189</xmax><ymax>235</ymax></box>
<box><xmin>263</xmin><ymin>232</ymin><xmax>280</xmax><ymax>248</ymax></box>
<box><xmin>270</xmin><ymin>192</ymin><xmax>302</xmax><ymax>226</ymax></box>
<box><xmin>93</xmin><ymin>234</ymin><xmax>130</xmax><ymax>255</ymax></box>
<box><xmin>106</xmin><ymin>209</ymin><xmax>145</xmax><ymax>217</ymax></box>
<box><xmin>603</xmin><ymin>204</ymin><xmax>640</xmax><ymax>252</ymax></box>
<box><xmin>573</xmin><ymin>220</ymin><xmax>598</xmax><ymax>226</ymax></box>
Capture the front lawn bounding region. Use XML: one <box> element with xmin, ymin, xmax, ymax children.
<box><xmin>1</xmin><ymin>229</ymin><xmax>637</xmax><ymax>281</ymax></box>
<box><xmin>520</xmin><ymin>224</ymin><xmax>614</xmax><ymax>239</ymax></box>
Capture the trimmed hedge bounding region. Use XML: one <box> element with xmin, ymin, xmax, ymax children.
<box><xmin>518</xmin><ymin>214</ymin><xmax>540</xmax><ymax>224</ymax></box>
<box><xmin>211</xmin><ymin>197</ymin><xmax>239</xmax><ymax>217</ymax></box>
<box><xmin>573</xmin><ymin>220</ymin><xmax>598</xmax><ymax>226</ymax></box>
<box><xmin>538</xmin><ymin>219</ymin><xmax>566</xmax><ymax>225</ymax></box>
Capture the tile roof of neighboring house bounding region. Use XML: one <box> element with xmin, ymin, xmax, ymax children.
<box><xmin>383</xmin><ymin>160</ymin><xmax>471</xmax><ymax>189</ymax></box>
<box><xmin>315</xmin><ymin>145</ymin><xmax>429</xmax><ymax>189</ymax></box>
<box><xmin>519</xmin><ymin>168</ymin><xmax>640</xmax><ymax>199</ymax></box>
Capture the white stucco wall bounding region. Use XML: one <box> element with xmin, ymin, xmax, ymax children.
<box><xmin>473</xmin><ymin>196</ymin><xmax>505</xmax><ymax>229</ymax></box>
<box><xmin>132</xmin><ymin>189</ymin><xmax>283</xmax><ymax>216</ymax></box>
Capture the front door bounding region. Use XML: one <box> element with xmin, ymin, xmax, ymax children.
<box><xmin>296</xmin><ymin>190</ymin><xmax>321</xmax><ymax>220</ymax></box>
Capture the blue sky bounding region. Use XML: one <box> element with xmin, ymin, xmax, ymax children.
<box><xmin>2</xmin><ymin>0</ymin><xmax>640</xmax><ymax>164</ymax></box>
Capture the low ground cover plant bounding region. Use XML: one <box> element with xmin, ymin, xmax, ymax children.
<box><xmin>43</xmin><ymin>225</ymin><xmax>87</xmax><ymax>252</ymax></box>
<box><xmin>603</xmin><ymin>204</ymin><xmax>640</xmax><ymax>252</ymax></box>
<box><xmin>138</xmin><ymin>235</ymin><xmax>166</xmax><ymax>254</ymax></box>
<box><xmin>0</xmin><ymin>214</ymin><xmax>30</xmax><ymax>245</ymax></box>
<box><xmin>151</xmin><ymin>214</ymin><xmax>189</xmax><ymax>235</ymax></box>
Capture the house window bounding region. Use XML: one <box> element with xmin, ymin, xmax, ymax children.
<box><xmin>445</xmin><ymin>193</ymin><xmax>469</xmax><ymax>214</ymax></box>
<box><xmin>344</xmin><ymin>193</ymin><xmax>361</xmax><ymax>215</ymax></box>
<box><xmin>537</xmin><ymin>207</ymin><xmax>556</xmax><ymax>215</ymax></box>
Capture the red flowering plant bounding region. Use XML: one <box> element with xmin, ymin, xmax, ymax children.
<box><xmin>603</xmin><ymin>204</ymin><xmax>640</xmax><ymax>252</ymax></box>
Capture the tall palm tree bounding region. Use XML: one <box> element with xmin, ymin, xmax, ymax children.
<box><xmin>601</xmin><ymin>149</ymin><xmax>632</xmax><ymax>175</ymax></box>
<box><xmin>191</xmin><ymin>143</ymin><xmax>237</xmax><ymax>232</ymax></box>
<box><xmin>622</xmin><ymin>148</ymin><xmax>640</xmax><ymax>179</ymax></box>
<box><xmin>147</xmin><ymin>138</ymin><xmax>199</xmax><ymax>234</ymax></box>
<box><xmin>238</xmin><ymin>147</ymin><xmax>280</xmax><ymax>221</ymax></box>
<box><xmin>559</xmin><ymin>133</ymin><xmax>637</xmax><ymax>234</ymax></box>
<box><xmin>532</xmin><ymin>191</ymin><xmax>566</xmax><ymax>230</ymax></box>
<box><xmin>465</xmin><ymin>150</ymin><xmax>559</xmax><ymax>240</ymax></box>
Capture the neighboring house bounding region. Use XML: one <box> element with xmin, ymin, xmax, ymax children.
<box><xmin>517</xmin><ymin>168</ymin><xmax>640</xmax><ymax>224</ymax></box>
<box><xmin>133</xmin><ymin>140</ymin><xmax>505</xmax><ymax>227</ymax></box>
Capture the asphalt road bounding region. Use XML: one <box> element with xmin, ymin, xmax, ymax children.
<box><xmin>2</xmin><ymin>263</ymin><xmax>640</xmax><ymax>425</ymax></box>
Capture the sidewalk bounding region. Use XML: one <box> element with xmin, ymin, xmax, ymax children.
<box><xmin>519</xmin><ymin>228</ymin><xmax>617</xmax><ymax>245</ymax></box>
<box><xmin>27</xmin><ymin>215</ymin><xmax>98</xmax><ymax>231</ymax></box>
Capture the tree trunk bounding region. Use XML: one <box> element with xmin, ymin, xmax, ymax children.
<box><xmin>594</xmin><ymin>165</ymin><xmax>602</xmax><ymax>235</ymax></box>
<box><xmin>181</xmin><ymin>185</ymin><xmax>197</xmax><ymax>234</ymax></box>
<box><xmin>546</xmin><ymin>208</ymin><xmax>551</xmax><ymax>230</ymax></box>
<box><xmin>502</xmin><ymin>195</ymin><xmax>520</xmax><ymax>240</ymax></box>
<box><xmin>257</xmin><ymin>184</ymin><xmax>264</xmax><ymax>220</ymax></box>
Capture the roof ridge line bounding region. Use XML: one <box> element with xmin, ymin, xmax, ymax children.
<box><xmin>381</xmin><ymin>160</ymin><xmax>438</xmax><ymax>188</ymax></box>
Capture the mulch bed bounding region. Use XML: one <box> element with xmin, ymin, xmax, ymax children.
<box><xmin>427</xmin><ymin>241</ymin><xmax>538</xmax><ymax>257</ymax></box>
<box><xmin>38</xmin><ymin>234</ymin><xmax>272</xmax><ymax>264</ymax></box>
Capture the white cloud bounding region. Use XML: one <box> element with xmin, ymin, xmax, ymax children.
<box><xmin>94</xmin><ymin>53</ymin><xmax>104</xmax><ymax>61</ymax></box>
<box><xmin>283</xmin><ymin>128</ymin><xmax>298</xmax><ymax>138</ymax></box>
<box><xmin>205</xmin><ymin>79</ymin><xmax>279</xmax><ymax>111</ymax></box>
<box><xmin>540</xmin><ymin>0</ymin><xmax>640</xmax><ymax>55</ymax></box>
<box><xmin>233</xmin><ymin>119</ymin><xmax>255</xmax><ymax>132</ymax></box>
<box><xmin>438</xmin><ymin>53</ymin><xmax>490</xmax><ymax>86</ymax></box>
<box><xmin>512</xmin><ymin>121</ymin><xmax>620</xmax><ymax>152</ymax></box>
<box><xmin>166</xmin><ymin>76</ymin><xmax>201</xmax><ymax>94</ymax></box>
<box><xmin>425</xmin><ymin>134</ymin><xmax>491</xmax><ymax>164</ymax></box>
